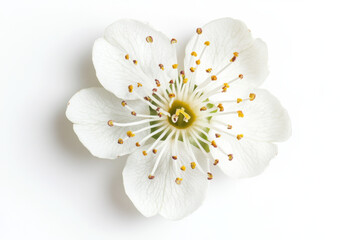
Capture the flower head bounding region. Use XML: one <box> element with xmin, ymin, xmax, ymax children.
<box><xmin>66</xmin><ymin>18</ymin><xmax>291</xmax><ymax>220</ymax></box>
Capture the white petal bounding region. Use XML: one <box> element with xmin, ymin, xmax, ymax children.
<box><xmin>66</xmin><ymin>88</ymin><xmax>151</xmax><ymax>159</ymax></box>
<box><xmin>123</xmin><ymin>142</ymin><xmax>209</xmax><ymax>220</ymax></box>
<box><xmin>210</xmin><ymin>136</ymin><xmax>278</xmax><ymax>178</ymax></box>
<box><xmin>184</xmin><ymin>18</ymin><xmax>268</xmax><ymax>87</ymax></box>
<box><xmin>93</xmin><ymin>19</ymin><xmax>178</xmax><ymax>100</ymax></box>
<box><xmin>212</xmin><ymin>87</ymin><xmax>291</xmax><ymax>142</ymax></box>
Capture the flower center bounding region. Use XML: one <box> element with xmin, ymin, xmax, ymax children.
<box><xmin>168</xmin><ymin>100</ymin><xmax>196</xmax><ymax>129</ymax></box>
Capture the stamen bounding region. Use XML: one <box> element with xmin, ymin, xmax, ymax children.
<box><xmin>133</xmin><ymin>60</ymin><xmax>138</xmax><ymax>65</ymax></box>
<box><xmin>237</xmin><ymin>110</ymin><xmax>244</xmax><ymax>118</ymax></box>
<box><xmin>249</xmin><ymin>93</ymin><xmax>256</xmax><ymax>101</ymax></box>
<box><xmin>196</xmin><ymin>60</ymin><xmax>201</xmax><ymax>65</ymax></box>
<box><xmin>213</xmin><ymin>159</ymin><xmax>219</xmax><ymax>165</ymax></box>
<box><xmin>207</xmin><ymin>172</ymin><xmax>213</xmax><ymax>180</ymax></box>
<box><xmin>146</xmin><ymin>36</ymin><xmax>153</xmax><ymax>43</ymax></box>
<box><xmin>180</xmin><ymin>166</ymin><xmax>186</xmax><ymax>171</ymax></box>
<box><xmin>236</xmin><ymin>134</ymin><xmax>244</xmax><ymax>140</ymax></box>
<box><xmin>159</xmin><ymin>64</ymin><xmax>164</xmax><ymax>70</ymax></box>
<box><xmin>196</xmin><ymin>28</ymin><xmax>202</xmax><ymax>34</ymax></box>
<box><xmin>172</xmin><ymin>64</ymin><xmax>178</xmax><ymax>69</ymax></box>
<box><xmin>148</xmin><ymin>175</ymin><xmax>155</xmax><ymax>179</ymax></box>
<box><xmin>137</xmin><ymin>82</ymin><xmax>142</xmax><ymax>87</ymax></box>
<box><xmin>125</xmin><ymin>54</ymin><xmax>129</xmax><ymax>60</ymax></box>
<box><xmin>107</xmin><ymin>120</ymin><xmax>114</xmax><ymax>126</ymax></box>
<box><xmin>217</xmin><ymin>103</ymin><xmax>224</xmax><ymax>112</ymax></box>
<box><xmin>215</xmin><ymin>133</ymin><xmax>221</xmax><ymax>138</ymax></box>
<box><xmin>128</xmin><ymin>85</ymin><xmax>133</xmax><ymax>93</ymax></box>
<box><xmin>200</xmin><ymin>106</ymin><xmax>207</xmax><ymax>111</ymax></box>
<box><xmin>175</xmin><ymin>177</ymin><xmax>183</xmax><ymax>185</ymax></box>
<box><xmin>155</xmin><ymin>79</ymin><xmax>161</xmax><ymax>87</ymax></box>
<box><xmin>191</xmin><ymin>162</ymin><xmax>196</xmax><ymax>169</ymax></box>
<box><xmin>172</xmin><ymin>156</ymin><xmax>178</xmax><ymax>160</ymax></box>
<box><xmin>211</xmin><ymin>75</ymin><xmax>217</xmax><ymax>81</ymax></box>
<box><xmin>190</xmin><ymin>67</ymin><xmax>196</xmax><ymax>72</ymax></box>
<box><xmin>118</xmin><ymin>138</ymin><xmax>124</xmax><ymax>144</ymax></box>
<box><xmin>228</xmin><ymin>154</ymin><xmax>233</xmax><ymax>161</ymax></box>
<box><xmin>204</xmin><ymin>41</ymin><xmax>210</xmax><ymax>46</ymax></box>
<box><xmin>191</xmin><ymin>51</ymin><xmax>197</xmax><ymax>57</ymax></box>
<box><xmin>126</xmin><ymin>131</ymin><xmax>135</xmax><ymax>137</ymax></box>
<box><xmin>171</xmin><ymin>38</ymin><xmax>177</xmax><ymax>44</ymax></box>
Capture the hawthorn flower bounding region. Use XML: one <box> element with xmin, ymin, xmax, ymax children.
<box><xmin>66</xmin><ymin>18</ymin><xmax>291</xmax><ymax>220</ymax></box>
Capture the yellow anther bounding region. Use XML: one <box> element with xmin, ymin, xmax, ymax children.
<box><xmin>169</xmin><ymin>79</ymin><xmax>174</xmax><ymax>84</ymax></box>
<box><xmin>196</xmin><ymin>28</ymin><xmax>202</xmax><ymax>34</ymax></box>
<box><xmin>143</xmin><ymin>151</ymin><xmax>147</xmax><ymax>156</ymax></box>
<box><xmin>121</xmin><ymin>101</ymin><xmax>127</xmax><ymax>106</ymax></box>
<box><xmin>155</xmin><ymin>79</ymin><xmax>161</xmax><ymax>87</ymax></box>
<box><xmin>146</xmin><ymin>36</ymin><xmax>153</xmax><ymax>43</ymax></box>
<box><xmin>211</xmin><ymin>75</ymin><xmax>217</xmax><ymax>81</ymax></box>
<box><xmin>159</xmin><ymin>64</ymin><xmax>164</xmax><ymax>70</ymax></box>
<box><xmin>227</xmin><ymin>124</ymin><xmax>232</xmax><ymax>129</ymax></box>
<box><xmin>223</xmin><ymin>83</ymin><xmax>230</xmax><ymax>88</ymax></box>
<box><xmin>228</xmin><ymin>154</ymin><xmax>233</xmax><ymax>161</ymax></box>
<box><xmin>118</xmin><ymin>138</ymin><xmax>124</xmax><ymax>144</ymax></box>
<box><xmin>131</xmin><ymin>111</ymin><xmax>136</xmax><ymax>116</ymax></box>
<box><xmin>200</xmin><ymin>106</ymin><xmax>207</xmax><ymax>111</ymax></box>
<box><xmin>107</xmin><ymin>120</ymin><xmax>114</xmax><ymax>126</ymax></box>
<box><xmin>183</xmin><ymin>78</ymin><xmax>188</xmax><ymax>83</ymax></box>
<box><xmin>206</xmin><ymin>68</ymin><xmax>212</xmax><ymax>73</ymax></box>
<box><xmin>215</xmin><ymin>133</ymin><xmax>221</xmax><ymax>138</ymax></box>
<box><xmin>137</xmin><ymin>82</ymin><xmax>142</xmax><ymax>87</ymax></box>
<box><xmin>207</xmin><ymin>172</ymin><xmax>213</xmax><ymax>180</ymax></box>
<box><xmin>126</xmin><ymin>131</ymin><xmax>135</xmax><ymax>137</ymax></box>
<box><xmin>196</xmin><ymin>59</ymin><xmax>201</xmax><ymax>65</ymax></box>
<box><xmin>148</xmin><ymin>175</ymin><xmax>154</xmax><ymax>179</ymax></box>
<box><xmin>191</xmin><ymin>51</ymin><xmax>197</xmax><ymax>57</ymax></box>
<box><xmin>249</xmin><ymin>93</ymin><xmax>256</xmax><ymax>101</ymax></box>
<box><xmin>237</xmin><ymin>111</ymin><xmax>244</xmax><ymax>118</ymax></box>
<box><xmin>217</xmin><ymin>103</ymin><xmax>224</xmax><ymax>112</ymax></box>
<box><xmin>190</xmin><ymin>67</ymin><xmax>196</xmax><ymax>72</ymax></box>
<box><xmin>152</xmin><ymin>149</ymin><xmax>157</xmax><ymax>154</ymax></box>
<box><xmin>204</xmin><ymin>41</ymin><xmax>210</xmax><ymax>46</ymax></box>
<box><xmin>211</xmin><ymin>140</ymin><xmax>217</xmax><ymax>148</ymax></box>
<box><xmin>171</xmin><ymin>38</ymin><xmax>177</xmax><ymax>44</ymax></box>
<box><xmin>190</xmin><ymin>162</ymin><xmax>196</xmax><ymax>169</ymax></box>
<box><xmin>133</xmin><ymin>60</ymin><xmax>138</xmax><ymax>65</ymax></box>
<box><xmin>125</xmin><ymin>54</ymin><xmax>129</xmax><ymax>60</ymax></box>
<box><xmin>236</xmin><ymin>134</ymin><xmax>244</xmax><ymax>140</ymax></box>
<box><xmin>136</xmin><ymin>142</ymin><xmax>140</xmax><ymax>147</ymax></box>
<box><xmin>237</xmin><ymin>98</ymin><xmax>243</xmax><ymax>103</ymax></box>
<box><xmin>239</xmin><ymin>74</ymin><xmax>244</xmax><ymax>79</ymax></box>
<box><xmin>128</xmin><ymin>85</ymin><xmax>133</xmax><ymax>93</ymax></box>
<box><xmin>172</xmin><ymin>156</ymin><xmax>178</xmax><ymax>160</ymax></box>
<box><xmin>233</xmin><ymin>52</ymin><xmax>239</xmax><ymax>57</ymax></box>
<box><xmin>169</xmin><ymin>93</ymin><xmax>175</xmax><ymax>98</ymax></box>
<box><xmin>180</xmin><ymin>166</ymin><xmax>186</xmax><ymax>171</ymax></box>
<box><xmin>172</xmin><ymin>64</ymin><xmax>178</xmax><ymax>69</ymax></box>
<box><xmin>213</xmin><ymin>159</ymin><xmax>219</xmax><ymax>166</ymax></box>
<box><xmin>175</xmin><ymin>177</ymin><xmax>183</xmax><ymax>185</ymax></box>
<box><xmin>230</xmin><ymin>56</ymin><xmax>237</xmax><ymax>62</ymax></box>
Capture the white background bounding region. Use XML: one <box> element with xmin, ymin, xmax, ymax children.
<box><xmin>1</xmin><ymin>0</ymin><xmax>360</xmax><ymax>239</ymax></box>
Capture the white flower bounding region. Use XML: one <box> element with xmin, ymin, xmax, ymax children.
<box><xmin>66</xmin><ymin>18</ymin><xmax>291</xmax><ymax>220</ymax></box>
